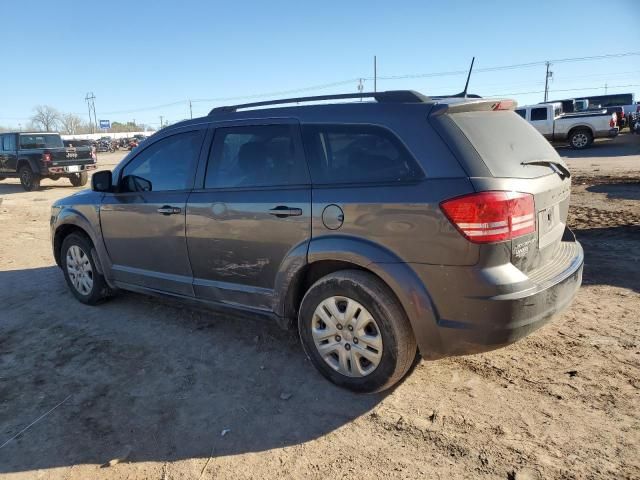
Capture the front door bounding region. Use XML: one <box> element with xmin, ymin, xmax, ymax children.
<box><xmin>186</xmin><ymin>121</ymin><xmax>311</xmax><ymax>311</ymax></box>
<box><xmin>0</xmin><ymin>134</ymin><xmax>17</xmax><ymax>174</ymax></box>
<box><xmin>100</xmin><ymin>129</ymin><xmax>206</xmax><ymax>296</ymax></box>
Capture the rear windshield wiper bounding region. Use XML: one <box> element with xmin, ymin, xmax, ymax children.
<box><xmin>521</xmin><ymin>160</ymin><xmax>571</xmax><ymax>179</ymax></box>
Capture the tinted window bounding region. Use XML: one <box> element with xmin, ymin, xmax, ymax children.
<box><xmin>515</xmin><ymin>109</ymin><xmax>526</xmax><ymax>119</ymax></box>
<box><xmin>2</xmin><ymin>134</ymin><xmax>16</xmax><ymax>151</ymax></box>
<box><xmin>205</xmin><ymin>124</ymin><xmax>308</xmax><ymax>188</ymax></box>
<box><xmin>530</xmin><ymin>108</ymin><xmax>548</xmax><ymax>121</ymax></box>
<box><xmin>302</xmin><ymin>125</ymin><xmax>422</xmax><ymax>184</ymax></box>
<box><xmin>450</xmin><ymin>111</ymin><xmax>563</xmax><ymax>179</ymax></box>
<box><xmin>121</xmin><ymin>130</ymin><xmax>203</xmax><ymax>192</ymax></box>
<box><xmin>19</xmin><ymin>134</ymin><xmax>63</xmax><ymax>149</ymax></box>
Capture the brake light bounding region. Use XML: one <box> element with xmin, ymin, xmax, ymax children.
<box><xmin>440</xmin><ymin>191</ymin><xmax>536</xmax><ymax>244</ymax></box>
<box><xmin>492</xmin><ymin>100</ymin><xmax>516</xmax><ymax>111</ymax></box>
<box><xmin>610</xmin><ymin>116</ymin><xmax>616</xmax><ymax>128</ymax></box>
<box><xmin>42</xmin><ymin>152</ymin><xmax>51</xmax><ymax>163</ymax></box>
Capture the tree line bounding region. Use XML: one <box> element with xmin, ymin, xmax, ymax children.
<box><xmin>15</xmin><ymin>105</ymin><xmax>149</xmax><ymax>134</ymax></box>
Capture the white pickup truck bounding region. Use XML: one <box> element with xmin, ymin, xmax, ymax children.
<box><xmin>515</xmin><ymin>103</ymin><xmax>618</xmax><ymax>149</ymax></box>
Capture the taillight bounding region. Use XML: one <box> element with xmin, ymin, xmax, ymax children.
<box><xmin>440</xmin><ymin>191</ymin><xmax>536</xmax><ymax>244</ymax></box>
<box><xmin>492</xmin><ymin>100</ymin><xmax>516</xmax><ymax>111</ymax></box>
<box><xmin>610</xmin><ymin>117</ymin><xmax>616</xmax><ymax>128</ymax></box>
<box><xmin>42</xmin><ymin>152</ymin><xmax>51</xmax><ymax>163</ymax></box>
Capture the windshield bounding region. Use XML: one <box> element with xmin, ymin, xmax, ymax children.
<box><xmin>19</xmin><ymin>134</ymin><xmax>63</xmax><ymax>149</ymax></box>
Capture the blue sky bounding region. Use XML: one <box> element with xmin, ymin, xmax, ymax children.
<box><xmin>1</xmin><ymin>0</ymin><xmax>639</xmax><ymax>128</ymax></box>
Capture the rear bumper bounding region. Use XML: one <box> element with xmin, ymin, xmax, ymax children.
<box><xmin>43</xmin><ymin>163</ymin><xmax>97</xmax><ymax>175</ymax></box>
<box><xmin>607</xmin><ymin>128</ymin><xmax>619</xmax><ymax>137</ymax></box>
<box><xmin>411</xmin><ymin>228</ymin><xmax>584</xmax><ymax>358</ymax></box>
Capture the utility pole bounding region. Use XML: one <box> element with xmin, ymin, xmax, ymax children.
<box><xmin>543</xmin><ymin>62</ymin><xmax>553</xmax><ymax>102</ymax></box>
<box><xmin>189</xmin><ymin>100</ymin><xmax>193</xmax><ymax>119</ymax></box>
<box><xmin>85</xmin><ymin>92</ymin><xmax>97</xmax><ymax>133</ymax></box>
<box><xmin>374</xmin><ymin>56</ymin><xmax>377</xmax><ymax>92</ymax></box>
<box><xmin>604</xmin><ymin>83</ymin><xmax>608</xmax><ymax>94</ymax></box>
<box><xmin>159</xmin><ymin>115</ymin><xmax>164</xmax><ymax>129</ymax></box>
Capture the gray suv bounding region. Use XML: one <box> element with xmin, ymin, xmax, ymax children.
<box><xmin>51</xmin><ymin>91</ymin><xmax>583</xmax><ymax>392</ymax></box>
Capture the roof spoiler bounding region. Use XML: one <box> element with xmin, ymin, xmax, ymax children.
<box><xmin>430</xmin><ymin>99</ymin><xmax>517</xmax><ymax>116</ymax></box>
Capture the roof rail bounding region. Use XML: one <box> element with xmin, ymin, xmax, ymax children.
<box><xmin>208</xmin><ymin>90</ymin><xmax>430</xmax><ymax>115</ymax></box>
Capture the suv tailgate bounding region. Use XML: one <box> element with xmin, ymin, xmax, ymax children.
<box><xmin>433</xmin><ymin>107</ymin><xmax>572</xmax><ymax>274</ymax></box>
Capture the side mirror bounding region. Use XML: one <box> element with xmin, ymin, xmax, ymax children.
<box><xmin>91</xmin><ymin>170</ymin><xmax>112</xmax><ymax>192</ymax></box>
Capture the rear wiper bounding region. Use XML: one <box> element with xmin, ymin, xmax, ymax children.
<box><xmin>521</xmin><ymin>160</ymin><xmax>571</xmax><ymax>179</ymax></box>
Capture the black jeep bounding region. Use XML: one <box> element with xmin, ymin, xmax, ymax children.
<box><xmin>0</xmin><ymin>132</ymin><xmax>96</xmax><ymax>191</ymax></box>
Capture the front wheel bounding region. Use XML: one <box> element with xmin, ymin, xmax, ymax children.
<box><xmin>569</xmin><ymin>129</ymin><xmax>593</xmax><ymax>149</ymax></box>
<box><xmin>298</xmin><ymin>270</ymin><xmax>417</xmax><ymax>393</ymax></box>
<box><xmin>61</xmin><ymin>233</ymin><xmax>110</xmax><ymax>305</ymax></box>
<box><xmin>69</xmin><ymin>171</ymin><xmax>88</xmax><ymax>187</ymax></box>
<box><xmin>19</xmin><ymin>166</ymin><xmax>40</xmax><ymax>191</ymax></box>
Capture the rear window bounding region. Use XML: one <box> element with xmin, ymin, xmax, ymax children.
<box><xmin>449</xmin><ymin>111</ymin><xmax>562</xmax><ymax>178</ymax></box>
<box><xmin>302</xmin><ymin>124</ymin><xmax>422</xmax><ymax>185</ymax></box>
<box><xmin>19</xmin><ymin>134</ymin><xmax>63</xmax><ymax>149</ymax></box>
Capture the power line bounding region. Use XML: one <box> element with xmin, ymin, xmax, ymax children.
<box><xmin>7</xmin><ymin>51</ymin><xmax>640</xmax><ymax>121</ymax></box>
<box><xmin>486</xmin><ymin>83</ymin><xmax>640</xmax><ymax>97</ymax></box>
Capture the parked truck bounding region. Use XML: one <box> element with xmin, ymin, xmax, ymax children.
<box><xmin>0</xmin><ymin>132</ymin><xmax>96</xmax><ymax>190</ymax></box>
<box><xmin>515</xmin><ymin>103</ymin><xmax>618</xmax><ymax>149</ymax></box>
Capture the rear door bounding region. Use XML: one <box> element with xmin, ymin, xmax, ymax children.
<box><xmin>186</xmin><ymin>120</ymin><xmax>311</xmax><ymax>312</ymax></box>
<box><xmin>100</xmin><ymin>128</ymin><xmax>206</xmax><ymax>295</ymax></box>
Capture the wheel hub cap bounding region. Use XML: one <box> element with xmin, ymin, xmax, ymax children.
<box><xmin>311</xmin><ymin>296</ymin><xmax>383</xmax><ymax>377</ymax></box>
<box><xmin>66</xmin><ymin>245</ymin><xmax>93</xmax><ymax>295</ymax></box>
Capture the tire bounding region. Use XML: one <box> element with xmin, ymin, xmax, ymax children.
<box><xmin>19</xmin><ymin>166</ymin><xmax>40</xmax><ymax>191</ymax></box>
<box><xmin>569</xmin><ymin>129</ymin><xmax>593</xmax><ymax>149</ymax></box>
<box><xmin>61</xmin><ymin>233</ymin><xmax>110</xmax><ymax>305</ymax></box>
<box><xmin>0</xmin><ymin>177</ymin><xmax>5</xmax><ymax>181</ymax></box>
<box><xmin>298</xmin><ymin>270</ymin><xmax>417</xmax><ymax>393</ymax></box>
<box><xmin>50</xmin><ymin>175</ymin><xmax>61</xmax><ymax>181</ymax></box>
<box><xmin>69</xmin><ymin>171</ymin><xmax>88</xmax><ymax>187</ymax></box>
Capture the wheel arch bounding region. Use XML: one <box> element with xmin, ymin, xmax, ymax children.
<box><xmin>275</xmin><ymin>235</ymin><xmax>443</xmax><ymax>357</ymax></box>
<box><xmin>567</xmin><ymin>124</ymin><xmax>594</xmax><ymax>138</ymax></box>
<box><xmin>53</xmin><ymin>210</ymin><xmax>108</xmax><ymax>278</ymax></box>
<box><xmin>17</xmin><ymin>157</ymin><xmax>39</xmax><ymax>172</ymax></box>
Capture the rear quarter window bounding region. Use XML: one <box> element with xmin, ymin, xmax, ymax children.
<box><xmin>301</xmin><ymin>124</ymin><xmax>423</xmax><ymax>185</ymax></box>
<box><xmin>449</xmin><ymin>111</ymin><xmax>562</xmax><ymax>178</ymax></box>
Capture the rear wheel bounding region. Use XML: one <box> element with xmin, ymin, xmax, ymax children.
<box><xmin>0</xmin><ymin>177</ymin><xmax>5</xmax><ymax>181</ymax></box>
<box><xmin>569</xmin><ymin>129</ymin><xmax>592</xmax><ymax>149</ymax></box>
<box><xmin>69</xmin><ymin>171</ymin><xmax>88</xmax><ymax>187</ymax></box>
<box><xmin>61</xmin><ymin>233</ymin><xmax>110</xmax><ymax>305</ymax></box>
<box><xmin>298</xmin><ymin>270</ymin><xmax>417</xmax><ymax>393</ymax></box>
<box><xmin>19</xmin><ymin>166</ymin><xmax>40</xmax><ymax>191</ymax></box>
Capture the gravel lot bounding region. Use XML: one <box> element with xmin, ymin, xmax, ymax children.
<box><xmin>0</xmin><ymin>134</ymin><xmax>638</xmax><ymax>479</ymax></box>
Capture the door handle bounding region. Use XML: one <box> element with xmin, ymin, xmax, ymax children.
<box><xmin>269</xmin><ymin>206</ymin><xmax>303</xmax><ymax>218</ymax></box>
<box><xmin>157</xmin><ymin>205</ymin><xmax>182</xmax><ymax>215</ymax></box>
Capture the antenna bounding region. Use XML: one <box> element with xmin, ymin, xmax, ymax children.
<box><xmin>461</xmin><ymin>57</ymin><xmax>475</xmax><ymax>98</ymax></box>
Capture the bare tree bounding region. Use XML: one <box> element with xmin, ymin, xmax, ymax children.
<box><xmin>30</xmin><ymin>105</ymin><xmax>61</xmax><ymax>132</ymax></box>
<box><xmin>60</xmin><ymin>113</ymin><xmax>84</xmax><ymax>135</ymax></box>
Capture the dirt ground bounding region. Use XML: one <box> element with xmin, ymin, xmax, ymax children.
<box><xmin>0</xmin><ymin>134</ymin><xmax>638</xmax><ymax>480</ymax></box>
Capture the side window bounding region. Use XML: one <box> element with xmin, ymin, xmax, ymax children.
<box><xmin>205</xmin><ymin>124</ymin><xmax>309</xmax><ymax>189</ymax></box>
<box><xmin>530</xmin><ymin>108</ymin><xmax>548</xmax><ymax>121</ymax></box>
<box><xmin>120</xmin><ymin>130</ymin><xmax>203</xmax><ymax>192</ymax></box>
<box><xmin>515</xmin><ymin>109</ymin><xmax>526</xmax><ymax>119</ymax></box>
<box><xmin>2</xmin><ymin>134</ymin><xmax>16</xmax><ymax>151</ymax></box>
<box><xmin>302</xmin><ymin>124</ymin><xmax>422</xmax><ymax>185</ymax></box>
